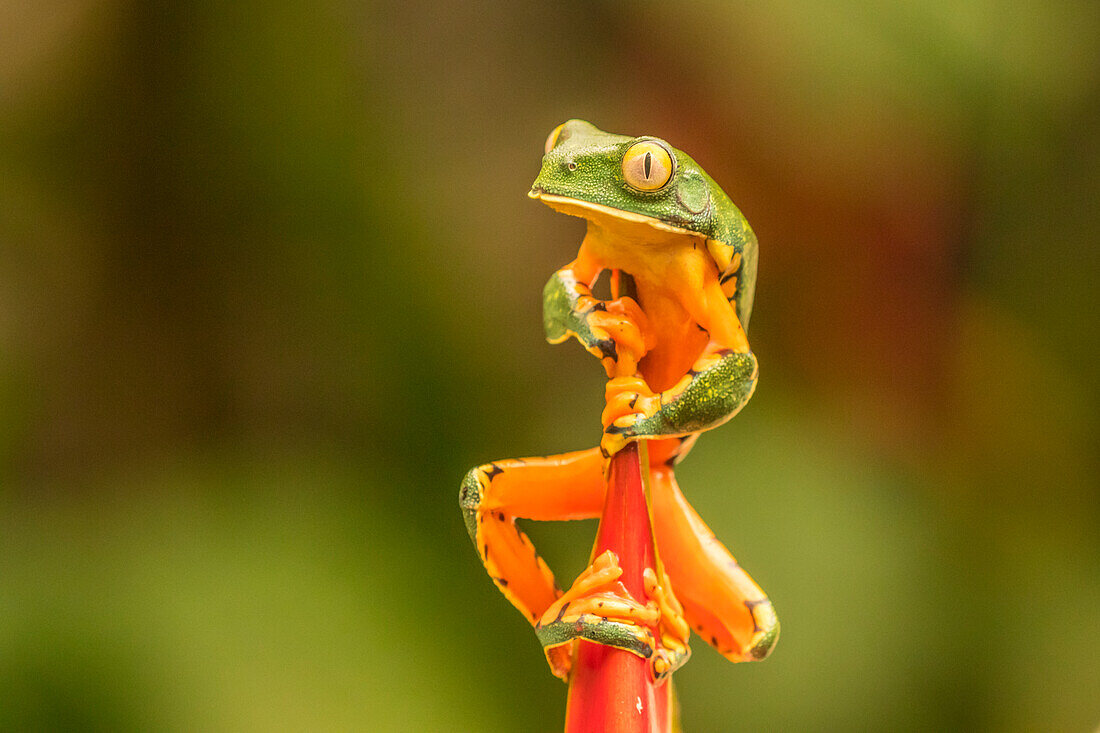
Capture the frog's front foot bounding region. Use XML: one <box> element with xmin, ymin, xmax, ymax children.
<box><xmin>536</xmin><ymin>550</ymin><xmax>659</xmax><ymax>680</ymax></box>
<box><xmin>587</xmin><ymin>297</ymin><xmax>656</xmax><ymax>376</ymax></box>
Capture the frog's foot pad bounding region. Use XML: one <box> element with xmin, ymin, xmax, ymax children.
<box><xmin>603</xmin><ymin>395</ymin><xmax>664</xmax><ymax>445</ymax></box>
<box><xmin>535</xmin><ymin>550</ymin><xmax>659</xmax><ymax>680</ymax></box>
<box><xmin>644</xmin><ymin>567</ymin><xmax>691</xmax><ymax>681</ymax></box>
<box><xmin>602</xmin><ymin>377</ymin><xmax>660</xmax><ymax>430</ymax></box>
<box><xmin>600</xmin><ymin>378</ymin><xmax>661</xmax><ymax>457</ymax></box>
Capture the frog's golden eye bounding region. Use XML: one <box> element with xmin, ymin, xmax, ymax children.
<box><xmin>622</xmin><ymin>140</ymin><xmax>674</xmax><ymax>191</ymax></box>
<box><xmin>544</xmin><ymin>123</ymin><xmax>566</xmax><ymax>154</ymax></box>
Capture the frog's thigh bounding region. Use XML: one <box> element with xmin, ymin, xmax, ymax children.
<box><xmin>478</xmin><ymin>448</ymin><xmax>607</xmax><ymax>520</ymax></box>
<box><xmin>461</xmin><ymin>448</ymin><xmax>607</xmax><ymax>623</ymax></box>
<box><xmin>650</xmin><ymin>467</ymin><xmax>779</xmax><ymax>662</ymax></box>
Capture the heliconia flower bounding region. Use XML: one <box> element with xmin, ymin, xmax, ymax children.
<box><xmin>564</xmin><ymin>442</ymin><xmax>674</xmax><ymax>733</ymax></box>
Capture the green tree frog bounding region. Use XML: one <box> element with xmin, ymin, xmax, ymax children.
<box><xmin>460</xmin><ymin>120</ymin><xmax>778</xmax><ymax>683</ymax></box>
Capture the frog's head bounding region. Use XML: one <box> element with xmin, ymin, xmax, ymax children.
<box><xmin>529</xmin><ymin>119</ymin><xmax>718</xmax><ymax>237</ymax></box>
<box><xmin>530</xmin><ymin>119</ymin><xmax>759</xmax><ymax>329</ymax></box>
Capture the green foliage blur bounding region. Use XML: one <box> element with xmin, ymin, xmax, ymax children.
<box><xmin>2</xmin><ymin>1</ymin><xmax>1098</xmax><ymax>730</ymax></box>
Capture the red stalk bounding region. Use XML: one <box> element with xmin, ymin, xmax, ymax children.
<box><xmin>564</xmin><ymin>441</ymin><xmax>671</xmax><ymax>733</ymax></box>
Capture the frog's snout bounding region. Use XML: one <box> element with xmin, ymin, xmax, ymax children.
<box><xmin>530</xmin><ymin>155</ymin><xmax>578</xmax><ymax>200</ymax></box>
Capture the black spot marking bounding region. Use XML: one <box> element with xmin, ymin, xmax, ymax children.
<box><xmin>719</xmin><ymin>271</ymin><xmax>737</xmax><ymax>285</ymax></box>
<box><xmin>744</xmin><ymin>598</ymin><xmax>771</xmax><ymax>633</ymax></box>
<box><xmin>493</xmin><ymin>576</ymin><xmax>509</xmax><ymax>587</ymax></box>
<box><xmin>599</xmin><ymin>445</ymin><xmax>610</xmax><ymax>458</ymax></box>
<box><xmin>484</xmin><ymin>463</ymin><xmax>505</xmax><ymax>480</ymax></box>
<box><xmin>711</xmin><ymin>635</ymin><xmax>719</xmax><ymax>647</ymax></box>
<box><xmin>496</xmin><ymin>511</ymin><xmax>506</xmax><ymax>522</ymax></box>
<box><xmin>695</xmin><ymin>323</ymin><xmax>709</xmax><ymax>333</ymax></box>
<box><xmin>594</xmin><ymin>338</ymin><xmax>618</xmax><ymax>361</ymax></box>
<box><xmin>628</xmin><ymin>396</ymin><xmax>638</xmax><ymax>409</ymax></box>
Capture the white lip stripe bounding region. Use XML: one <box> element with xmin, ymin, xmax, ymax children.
<box><xmin>529</xmin><ymin>192</ymin><xmax>704</xmax><ymax>238</ymax></box>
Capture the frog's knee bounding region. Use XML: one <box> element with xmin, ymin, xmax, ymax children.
<box><xmin>459</xmin><ymin>465</ymin><xmax>488</xmax><ymax>541</ymax></box>
<box><xmin>744</xmin><ymin>600</ymin><xmax>780</xmax><ymax>661</ymax></box>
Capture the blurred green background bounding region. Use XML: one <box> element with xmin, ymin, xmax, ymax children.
<box><xmin>1</xmin><ymin>1</ymin><xmax>1098</xmax><ymax>731</ymax></box>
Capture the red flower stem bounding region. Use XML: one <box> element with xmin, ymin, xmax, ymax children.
<box><xmin>564</xmin><ymin>441</ymin><xmax>671</xmax><ymax>733</ymax></box>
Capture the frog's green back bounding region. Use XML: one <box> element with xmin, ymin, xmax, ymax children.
<box><xmin>703</xmin><ymin>178</ymin><xmax>759</xmax><ymax>331</ymax></box>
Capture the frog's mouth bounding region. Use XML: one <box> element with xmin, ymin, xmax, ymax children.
<box><xmin>528</xmin><ymin>189</ymin><xmax>698</xmax><ymax>237</ymax></box>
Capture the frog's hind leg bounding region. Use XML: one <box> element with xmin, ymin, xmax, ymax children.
<box><xmin>650</xmin><ymin>466</ymin><xmax>779</xmax><ymax>662</ymax></box>
<box><xmin>459</xmin><ymin>447</ymin><xmax>607</xmax><ymax>626</ymax></box>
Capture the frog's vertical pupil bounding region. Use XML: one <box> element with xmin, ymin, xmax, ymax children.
<box><xmin>644</xmin><ymin>151</ymin><xmax>652</xmax><ymax>180</ymax></box>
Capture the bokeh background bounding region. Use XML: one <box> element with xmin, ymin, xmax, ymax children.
<box><xmin>2</xmin><ymin>1</ymin><xmax>1098</xmax><ymax>731</ymax></box>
